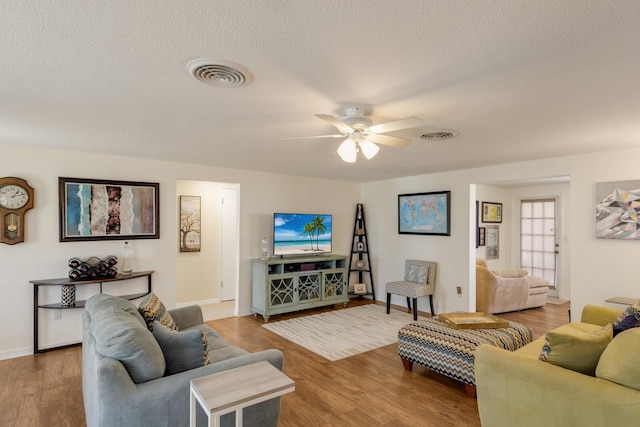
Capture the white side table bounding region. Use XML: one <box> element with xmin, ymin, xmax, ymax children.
<box><xmin>606</xmin><ymin>297</ymin><xmax>637</xmax><ymax>306</ymax></box>
<box><xmin>190</xmin><ymin>361</ymin><xmax>294</xmax><ymax>427</ymax></box>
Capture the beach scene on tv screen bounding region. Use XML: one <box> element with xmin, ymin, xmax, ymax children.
<box><xmin>274</xmin><ymin>213</ymin><xmax>332</xmax><ymax>255</ymax></box>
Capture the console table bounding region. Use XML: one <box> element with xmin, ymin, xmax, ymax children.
<box><xmin>605</xmin><ymin>297</ymin><xmax>637</xmax><ymax>306</ymax></box>
<box><xmin>30</xmin><ymin>270</ymin><xmax>153</xmax><ymax>354</ymax></box>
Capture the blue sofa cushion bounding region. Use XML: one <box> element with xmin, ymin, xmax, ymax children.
<box><xmin>152</xmin><ymin>321</ymin><xmax>210</xmax><ymax>375</ymax></box>
<box><xmin>90</xmin><ymin>301</ymin><xmax>166</xmax><ymax>383</ymax></box>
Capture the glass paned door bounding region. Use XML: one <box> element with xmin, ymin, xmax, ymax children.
<box><xmin>520</xmin><ymin>198</ymin><xmax>557</xmax><ymax>288</ymax></box>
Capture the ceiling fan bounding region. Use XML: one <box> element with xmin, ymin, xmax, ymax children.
<box><xmin>286</xmin><ymin>106</ymin><xmax>425</xmax><ymax>163</ymax></box>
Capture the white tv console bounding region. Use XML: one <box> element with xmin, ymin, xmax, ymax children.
<box><xmin>251</xmin><ymin>255</ymin><xmax>349</xmax><ymax>322</ymax></box>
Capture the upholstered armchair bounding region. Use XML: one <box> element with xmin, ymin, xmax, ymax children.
<box><xmin>386</xmin><ymin>259</ymin><xmax>437</xmax><ymax>320</ymax></box>
<box><xmin>476</xmin><ymin>258</ymin><xmax>549</xmax><ymax>314</ymax></box>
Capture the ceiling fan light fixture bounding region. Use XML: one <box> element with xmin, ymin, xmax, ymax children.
<box><xmin>359</xmin><ymin>139</ymin><xmax>379</xmax><ymax>159</ymax></box>
<box><xmin>338</xmin><ymin>139</ymin><xmax>357</xmax><ymax>163</ymax></box>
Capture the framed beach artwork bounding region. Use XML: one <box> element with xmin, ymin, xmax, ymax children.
<box><xmin>398</xmin><ymin>191</ymin><xmax>451</xmax><ymax>236</ymax></box>
<box><xmin>59</xmin><ymin>177</ymin><xmax>159</xmax><ymax>242</ymax></box>
<box><xmin>596</xmin><ymin>180</ymin><xmax>640</xmax><ymax>240</ymax></box>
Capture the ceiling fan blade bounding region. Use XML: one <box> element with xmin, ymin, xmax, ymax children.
<box><xmin>368</xmin><ymin>117</ymin><xmax>424</xmax><ymax>134</ymax></box>
<box><xmin>315</xmin><ymin>114</ymin><xmax>353</xmax><ymax>133</ymax></box>
<box><xmin>284</xmin><ymin>134</ymin><xmax>345</xmax><ymax>141</ymax></box>
<box><xmin>366</xmin><ymin>133</ymin><xmax>412</xmax><ymax>148</ymax></box>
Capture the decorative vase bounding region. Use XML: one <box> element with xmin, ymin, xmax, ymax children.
<box><xmin>260</xmin><ymin>237</ymin><xmax>268</xmax><ymax>260</ymax></box>
<box><xmin>121</xmin><ymin>241</ymin><xmax>134</xmax><ymax>275</ymax></box>
<box><xmin>61</xmin><ymin>284</ymin><xmax>76</xmax><ymax>307</ymax></box>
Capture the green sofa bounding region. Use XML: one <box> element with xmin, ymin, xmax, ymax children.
<box><xmin>475</xmin><ymin>304</ymin><xmax>640</xmax><ymax>426</ymax></box>
<box><xmin>82</xmin><ymin>294</ymin><xmax>284</xmax><ymax>427</ymax></box>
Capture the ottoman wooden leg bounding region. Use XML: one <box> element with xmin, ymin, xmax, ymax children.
<box><xmin>401</xmin><ymin>357</ymin><xmax>413</xmax><ymax>371</ymax></box>
<box><xmin>465</xmin><ymin>384</ymin><xmax>476</xmax><ymax>398</ymax></box>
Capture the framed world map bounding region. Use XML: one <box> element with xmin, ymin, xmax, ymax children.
<box><xmin>398</xmin><ymin>191</ymin><xmax>451</xmax><ymax>236</ymax></box>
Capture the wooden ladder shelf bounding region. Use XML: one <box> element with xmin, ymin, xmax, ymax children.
<box><xmin>348</xmin><ymin>203</ymin><xmax>375</xmax><ymax>299</ymax></box>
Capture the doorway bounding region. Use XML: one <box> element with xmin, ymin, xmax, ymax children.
<box><xmin>519</xmin><ymin>198</ymin><xmax>559</xmax><ymax>294</ymax></box>
<box><xmin>175</xmin><ymin>180</ymin><xmax>240</xmax><ymax>319</ymax></box>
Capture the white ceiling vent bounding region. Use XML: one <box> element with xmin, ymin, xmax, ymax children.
<box><xmin>420</xmin><ymin>130</ymin><xmax>459</xmax><ymax>140</ymax></box>
<box><xmin>186</xmin><ymin>59</ymin><xmax>252</xmax><ymax>87</ymax></box>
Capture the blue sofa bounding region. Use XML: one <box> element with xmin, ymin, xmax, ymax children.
<box><xmin>82</xmin><ymin>294</ymin><xmax>284</xmax><ymax>427</ymax></box>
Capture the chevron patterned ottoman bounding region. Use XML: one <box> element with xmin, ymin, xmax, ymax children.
<box><xmin>397</xmin><ymin>317</ymin><xmax>532</xmax><ymax>397</ymax></box>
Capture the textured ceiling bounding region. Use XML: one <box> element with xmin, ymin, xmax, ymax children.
<box><xmin>1</xmin><ymin>1</ymin><xmax>639</xmax><ymax>182</ymax></box>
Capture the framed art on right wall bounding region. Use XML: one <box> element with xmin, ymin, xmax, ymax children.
<box><xmin>596</xmin><ymin>180</ymin><xmax>640</xmax><ymax>239</ymax></box>
<box><xmin>481</xmin><ymin>201</ymin><xmax>503</xmax><ymax>223</ymax></box>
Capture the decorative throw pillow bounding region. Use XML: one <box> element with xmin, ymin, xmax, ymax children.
<box><xmin>613</xmin><ymin>315</ymin><xmax>639</xmax><ymax>337</ymax></box>
<box><xmin>138</xmin><ymin>293</ymin><xmax>178</xmax><ymax>332</ymax></box>
<box><xmin>612</xmin><ymin>300</ymin><xmax>640</xmax><ymax>337</ymax></box>
<box><xmin>152</xmin><ymin>321</ymin><xmax>210</xmax><ymax>375</ymax></box>
<box><xmin>406</xmin><ymin>265</ymin><xmax>428</xmax><ymax>284</ymax></box>
<box><xmin>596</xmin><ymin>327</ymin><xmax>640</xmax><ymax>390</ymax></box>
<box><xmin>538</xmin><ymin>323</ymin><xmax>613</xmax><ymax>376</ymax></box>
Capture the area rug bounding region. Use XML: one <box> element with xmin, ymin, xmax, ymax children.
<box><xmin>262</xmin><ymin>304</ymin><xmax>415</xmax><ymax>361</ymax></box>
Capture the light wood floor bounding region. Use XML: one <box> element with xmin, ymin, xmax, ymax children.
<box><xmin>0</xmin><ymin>300</ymin><xmax>570</xmax><ymax>427</ymax></box>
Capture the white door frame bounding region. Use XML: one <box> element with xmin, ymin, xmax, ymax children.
<box><xmin>220</xmin><ymin>185</ymin><xmax>239</xmax><ymax>308</ymax></box>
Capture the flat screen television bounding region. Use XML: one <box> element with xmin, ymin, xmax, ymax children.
<box><xmin>273</xmin><ymin>213</ymin><xmax>332</xmax><ymax>257</ymax></box>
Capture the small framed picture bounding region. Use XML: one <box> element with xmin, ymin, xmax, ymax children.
<box><xmin>354</xmin><ymin>283</ymin><xmax>367</xmax><ymax>294</ymax></box>
<box><xmin>356</xmin><ymin>242</ymin><xmax>364</xmax><ymax>252</ymax></box>
<box><xmin>486</xmin><ymin>225</ymin><xmax>499</xmax><ymax>259</ymax></box>
<box><xmin>478</xmin><ymin>227</ymin><xmax>486</xmax><ymax>246</ymax></box>
<box><xmin>481</xmin><ymin>201</ymin><xmax>503</xmax><ymax>223</ymax></box>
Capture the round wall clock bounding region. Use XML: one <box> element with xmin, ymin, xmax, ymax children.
<box><xmin>0</xmin><ymin>177</ymin><xmax>35</xmax><ymax>245</ymax></box>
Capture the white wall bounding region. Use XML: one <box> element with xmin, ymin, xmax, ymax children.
<box><xmin>362</xmin><ymin>147</ymin><xmax>640</xmax><ymax>320</ymax></box>
<box><xmin>176</xmin><ymin>180</ymin><xmax>221</xmax><ymax>304</ymax></box>
<box><xmin>0</xmin><ymin>144</ymin><xmax>360</xmax><ymax>359</ymax></box>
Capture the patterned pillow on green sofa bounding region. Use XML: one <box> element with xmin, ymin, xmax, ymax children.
<box><xmin>612</xmin><ymin>300</ymin><xmax>640</xmax><ymax>337</ymax></box>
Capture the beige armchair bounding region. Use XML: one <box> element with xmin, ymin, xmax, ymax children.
<box><xmin>476</xmin><ymin>259</ymin><xmax>549</xmax><ymax>314</ymax></box>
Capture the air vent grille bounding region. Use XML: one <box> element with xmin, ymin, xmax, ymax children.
<box><xmin>420</xmin><ymin>130</ymin><xmax>459</xmax><ymax>140</ymax></box>
<box><xmin>186</xmin><ymin>59</ymin><xmax>252</xmax><ymax>87</ymax></box>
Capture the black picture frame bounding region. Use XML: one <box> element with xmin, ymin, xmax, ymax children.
<box><xmin>481</xmin><ymin>201</ymin><xmax>503</xmax><ymax>223</ymax></box>
<box><xmin>398</xmin><ymin>191</ymin><xmax>451</xmax><ymax>236</ymax></box>
<box><xmin>475</xmin><ymin>200</ymin><xmax>479</xmax><ymax>248</ymax></box>
<box><xmin>478</xmin><ymin>227</ymin><xmax>486</xmax><ymax>246</ymax></box>
<box><xmin>59</xmin><ymin>177</ymin><xmax>160</xmax><ymax>242</ymax></box>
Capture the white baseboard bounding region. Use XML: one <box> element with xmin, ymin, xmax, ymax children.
<box><xmin>238</xmin><ymin>307</ymin><xmax>254</xmax><ymax>317</ymax></box>
<box><xmin>176</xmin><ymin>298</ymin><xmax>220</xmax><ymax>308</ymax></box>
<box><xmin>0</xmin><ymin>337</ymin><xmax>81</xmax><ymax>361</ymax></box>
<box><xmin>0</xmin><ymin>346</ymin><xmax>32</xmax><ymax>361</ymax></box>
